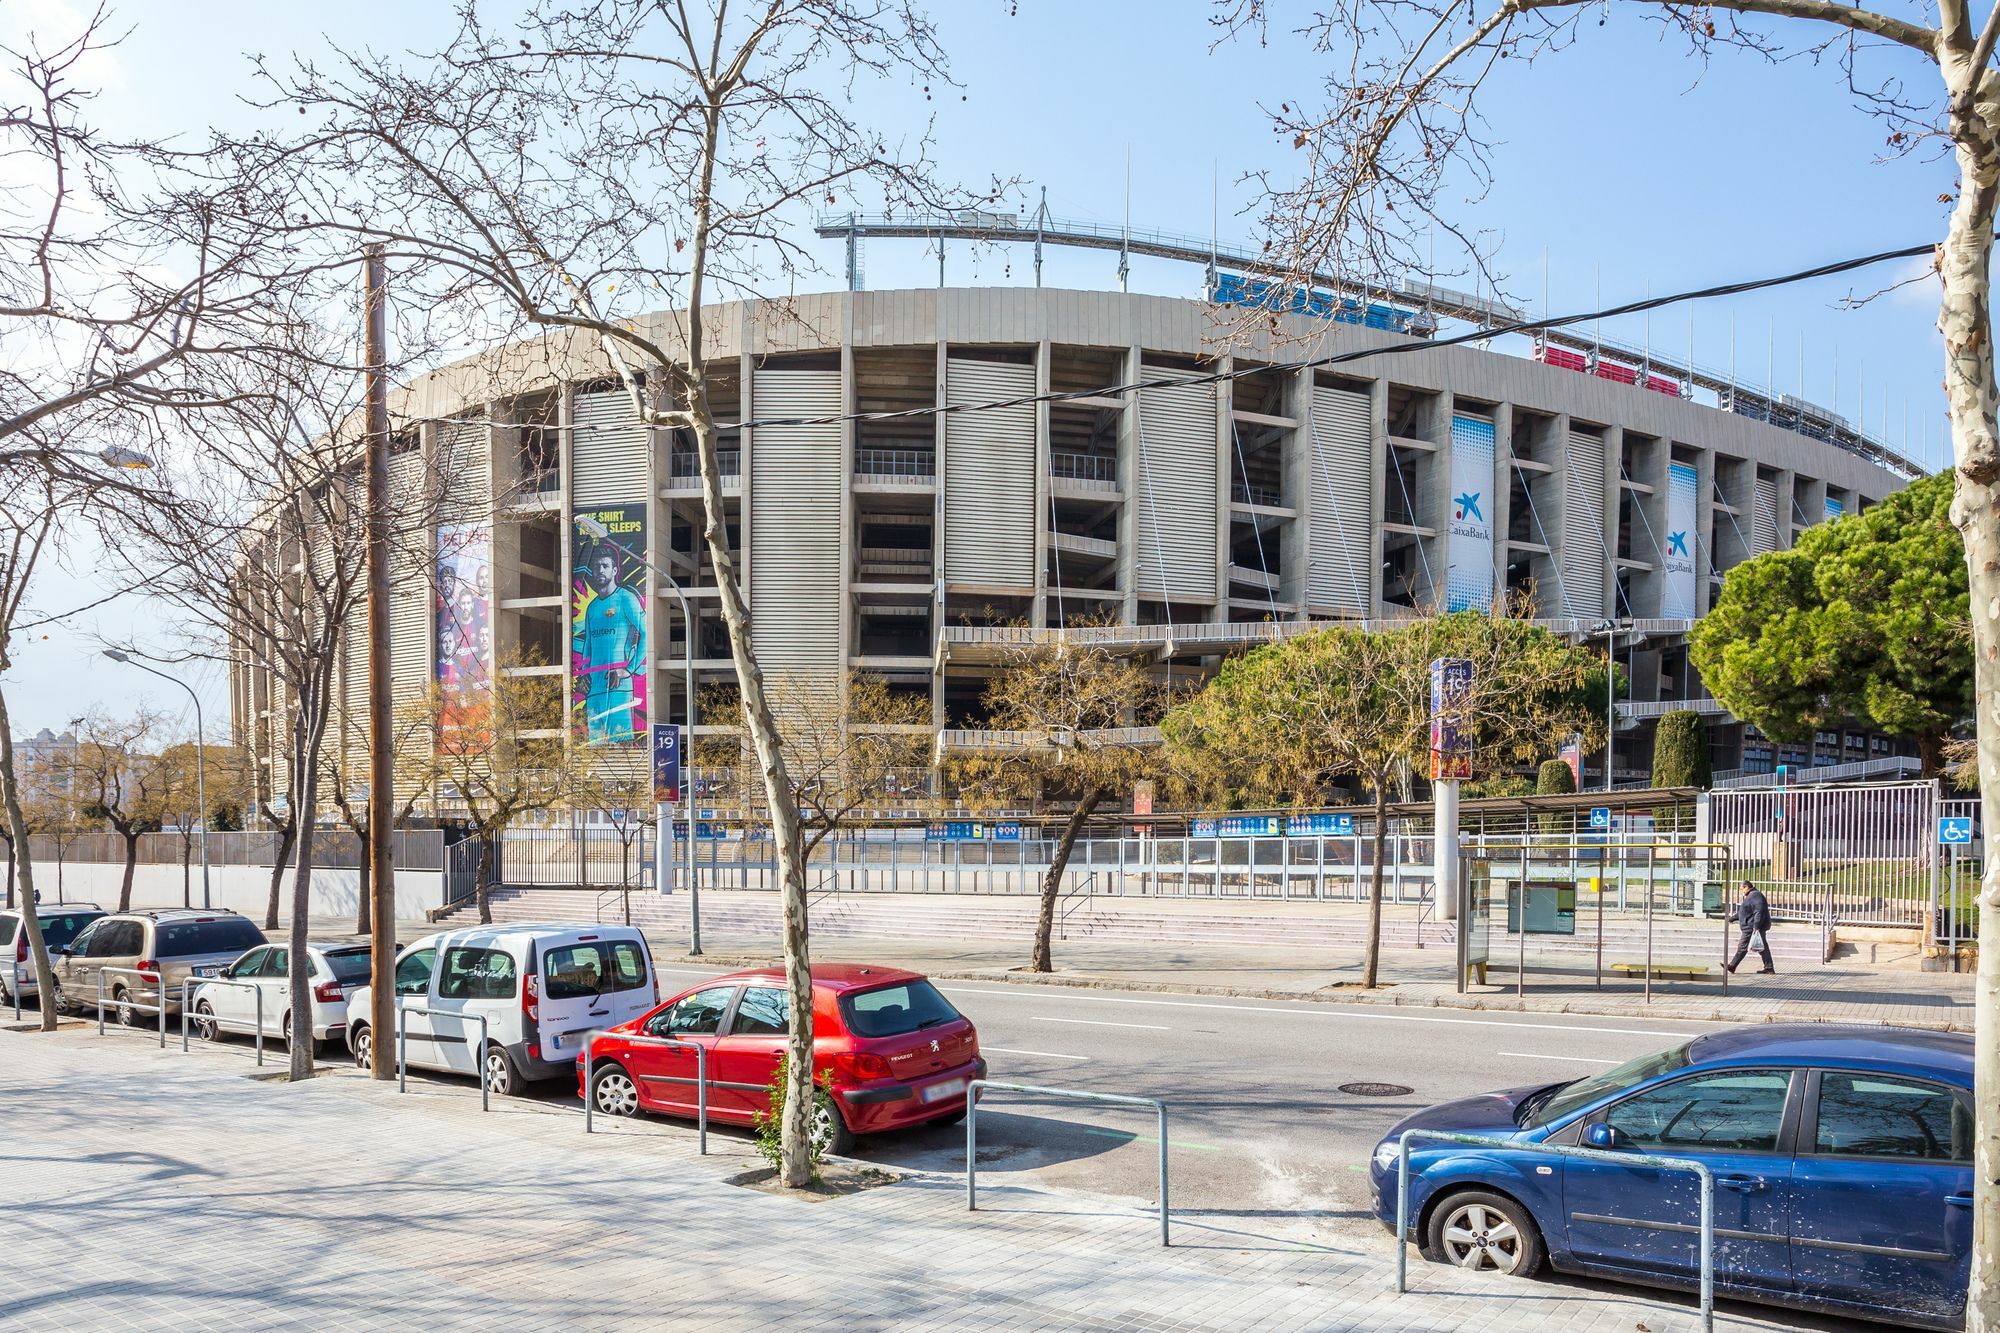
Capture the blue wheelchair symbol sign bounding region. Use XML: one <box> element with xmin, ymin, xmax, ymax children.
<box><xmin>1588</xmin><ymin>807</ymin><xmax>1611</xmax><ymax>831</ymax></box>
<box><xmin>1938</xmin><ymin>817</ymin><xmax>1975</xmax><ymax>846</ymax></box>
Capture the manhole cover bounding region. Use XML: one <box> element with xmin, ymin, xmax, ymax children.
<box><xmin>1339</xmin><ymin>1082</ymin><xmax>1413</xmax><ymax>1097</ymax></box>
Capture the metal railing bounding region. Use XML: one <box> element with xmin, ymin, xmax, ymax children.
<box><xmin>395</xmin><ymin>1004</ymin><xmax>490</xmax><ymax>1112</ymax></box>
<box><xmin>582</xmin><ymin>1031</ymin><xmax>709</xmax><ymax>1154</ymax></box>
<box><xmin>95</xmin><ymin>966</ymin><xmax>169</xmax><ymax>1048</ymax></box>
<box><xmin>668</xmin><ymin>449</ymin><xmax>741</xmax><ymax>479</ymax></box>
<box><xmin>1051</xmin><ymin>452</ymin><xmax>1117</xmax><ymax>484</ymax></box>
<box><xmin>178</xmin><ymin>975</ymin><xmax>267</xmax><ymax>1067</ymax></box>
<box><xmin>967</xmin><ymin>1079</ymin><xmax>1169</xmax><ymax>1246</ymax></box>
<box><xmin>1393</xmin><ymin>1128</ymin><xmax>1714</xmax><ymax>1332</ymax></box>
<box><xmin>8</xmin><ymin>961</ymin><xmax>24</xmax><ymax>1020</ymax></box>
<box><xmin>1232</xmin><ymin>480</ymin><xmax>1283</xmax><ymax>507</ymax></box>
<box><xmin>26</xmin><ymin>827</ymin><xmax>445</xmax><ymax>870</ymax></box>
<box><xmin>853</xmin><ymin>447</ymin><xmax>936</xmax><ymax>478</ymax></box>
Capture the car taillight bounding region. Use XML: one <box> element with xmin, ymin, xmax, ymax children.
<box><xmin>14</xmin><ymin>934</ymin><xmax>24</xmax><ymax>961</ymax></box>
<box><xmin>135</xmin><ymin>960</ymin><xmax>159</xmax><ymax>976</ymax></box>
<box><xmin>522</xmin><ymin>975</ymin><xmax>539</xmax><ymax>1023</ymax></box>
<box><xmin>832</xmin><ymin>1052</ymin><xmax>893</xmax><ymax>1082</ymax></box>
<box><xmin>313</xmin><ymin>980</ymin><xmax>343</xmax><ymax>1004</ymax></box>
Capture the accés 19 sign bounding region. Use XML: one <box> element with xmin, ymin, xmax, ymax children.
<box><xmin>1429</xmin><ymin>657</ymin><xmax>1473</xmax><ymax>781</ymax></box>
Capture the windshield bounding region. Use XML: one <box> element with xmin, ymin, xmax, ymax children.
<box><xmin>839</xmin><ymin>980</ymin><xmax>962</xmax><ymax>1038</ymax></box>
<box><xmin>157</xmin><ymin>917</ymin><xmax>267</xmax><ymax>958</ymax></box>
<box><xmin>1521</xmin><ymin>1042</ymin><xmax>1694</xmax><ymax>1128</ymax></box>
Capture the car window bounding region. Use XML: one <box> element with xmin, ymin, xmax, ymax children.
<box><xmin>156</xmin><ymin>918</ymin><xmax>265</xmax><ymax>957</ymax></box>
<box><xmin>323</xmin><ymin>949</ymin><xmax>372</xmax><ymax>986</ymax></box>
<box><xmin>437</xmin><ymin>946</ymin><xmax>517</xmax><ymax>1001</ymax></box>
<box><xmin>91</xmin><ymin>920</ymin><xmax>144</xmax><ymax>957</ymax></box>
<box><xmin>542</xmin><ymin>941</ymin><xmax>650</xmax><ymax>999</ymax></box>
<box><xmin>1814</xmin><ymin>1072</ymin><xmax>1970</xmax><ymax>1163</ymax></box>
<box><xmin>394</xmin><ymin>948</ymin><xmax>437</xmax><ymax>997</ymax></box>
<box><xmin>1523</xmin><ymin>1042</ymin><xmax>1694</xmax><ymax>1128</ymax></box>
<box><xmin>1602</xmin><ymin>1069</ymin><xmax>1791</xmax><ymax>1153</ymax></box>
<box><xmin>651</xmin><ymin>986</ymin><xmax>734</xmax><ymax>1036</ymax></box>
<box><xmin>40</xmin><ymin>913</ymin><xmax>103</xmax><ymax>951</ymax></box>
<box><xmin>0</xmin><ymin>916</ymin><xmax>14</xmax><ymax>947</ymax></box>
<box><xmin>231</xmin><ymin>947</ymin><xmax>269</xmax><ymax>978</ymax></box>
<box><xmin>839</xmin><ymin>980</ymin><xmax>961</xmax><ymax>1038</ymax></box>
<box><xmin>263</xmin><ymin>948</ymin><xmax>290</xmax><ymax>979</ymax></box>
<box><xmin>728</xmin><ymin>986</ymin><xmax>788</xmax><ymax>1036</ymax></box>
<box><xmin>66</xmin><ymin>920</ymin><xmax>100</xmax><ymax>955</ymax></box>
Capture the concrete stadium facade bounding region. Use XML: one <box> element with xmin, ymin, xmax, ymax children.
<box><xmin>230</xmin><ymin>285</ymin><xmax>1918</xmax><ymax>803</ymax></box>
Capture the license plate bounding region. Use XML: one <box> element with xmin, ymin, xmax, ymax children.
<box><xmin>922</xmin><ymin>1078</ymin><xmax>966</xmax><ymax>1104</ymax></box>
<box><xmin>194</xmin><ymin>967</ymin><xmax>219</xmax><ymax>978</ymax></box>
<box><xmin>552</xmin><ymin>1030</ymin><xmax>600</xmax><ymax>1054</ymax></box>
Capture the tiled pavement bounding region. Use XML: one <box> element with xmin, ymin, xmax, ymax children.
<box><xmin>0</xmin><ymin>1025</ymin><xmax>1812</xmax><ymax>1331</ymax></box>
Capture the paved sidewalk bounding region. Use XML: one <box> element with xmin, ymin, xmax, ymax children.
<box><xmin>0</xmin><ymin>1026</ymin><xmax>1806</xmax><ymax>1330</ymax></box>
<box><xmin>656</xmin><ymin>931</ymin><xmax>1976</xmax><ymax>1031</ymax></box>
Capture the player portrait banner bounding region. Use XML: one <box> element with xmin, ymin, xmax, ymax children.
<box><xmin>1429</xmin><ymin>656</ymin><xmax>1474</xmax><ymax>781</ymax></box>
<box><xmin>1444</xmin><ymin>414</ymin><xmax>1496</xmax><ymax>613</ymax></box>
<box><xmin>572</xmin><ymin>504</ymin><xmax>649</xmax><ymax>744</ymax></box>
<box><xmin>1662</xmin><ymin>461</ymin><xmax>1698</xmax><ymax>620</ymax></box>
<box><xmin>435</xmin><ymin>522</ymin><xmax>492</xmax><ymax>749</ymax></box>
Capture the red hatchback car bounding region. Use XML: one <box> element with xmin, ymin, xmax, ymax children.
<box><xmin>577</xmin><ymin>964</ymin><xmax>983</xmax><ymax>1154</ymax></box>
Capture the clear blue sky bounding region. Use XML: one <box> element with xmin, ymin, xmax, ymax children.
<box><xmin>3</xmin><ymin>0</ymin><xmax>1958</xmax><ymax>739</ymax></box>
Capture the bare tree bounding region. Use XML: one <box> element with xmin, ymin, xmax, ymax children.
<box><xmin>321</xmin><ymin>691</ymin><xmax>437</xmax><ymax>936</ymax></box>
<box><xmin>70</xmin><ymin>710</ymin><xmax>168</xmax><ymax>912</ymax></box>
<box><xmin>215</xmin><ymin>0</ymin><xmax>993</xmax><ymax>1184</ymax></box>
<box><xmin>1226</xmin><ymin>0</ymin><xmax>2000</xmax><ymax>1305</ymax></box>
<box><xmin>573</xmin><ymin>748</ymin><xmax>658</xmax><ymax>925</ymax></box>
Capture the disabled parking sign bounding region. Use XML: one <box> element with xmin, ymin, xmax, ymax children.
<box><xmin>1588</xmin><ymin>807</ymin><xmax>1611</xmax><ymax>831</ymax></box>
<box><xmin>1938</xmin><ymin>817</ymin><xmax>1975</xmax><ymax>845</ymax></box>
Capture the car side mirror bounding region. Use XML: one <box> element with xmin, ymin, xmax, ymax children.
<box><xmin>1584</xmin><ymin>1123</ymin><xmax>1626</xmax><ymax>1150</ymax></box>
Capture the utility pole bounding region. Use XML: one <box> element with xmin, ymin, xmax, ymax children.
<box><xmin>363</xmin><ymin>245</ymin><xmax>397</xmax><ymax>1079</ymax></box>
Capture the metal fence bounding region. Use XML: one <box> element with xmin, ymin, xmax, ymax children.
<box><xmin>25</xmin><ymin>828</ymin><xmax>445</xmax><ymax>871</ymax></box>
<box><xmin>1706</xmin><ymin>780</ymin><xmax>1938</xmax><ymax>928</ymax></box>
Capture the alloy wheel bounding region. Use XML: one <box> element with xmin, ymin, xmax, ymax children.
<box><xmin>593</xmin><ymin>1069</ymin><xmax>639</xmax><ymax>1117</ymax></box>
<box><xmin>352</xmin><ymin>1029</ymin><xmax>372</xmax><ymax>1070</ymax></box>
<box><xmin>1438</xmin><ymin>1200</ymin><xmax>1524</xmax><ymax>1273</ymax></box>
<box><xmin>193</xmin><ymin>1002</ymin><xmax>219</xmax><ymax>1043</ymax></box>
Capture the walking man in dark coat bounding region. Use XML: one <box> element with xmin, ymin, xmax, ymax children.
<box><xmin>1725</xmin><ymin>880</ymin><xmax>1775</xmax><ymax>974</ymax></box>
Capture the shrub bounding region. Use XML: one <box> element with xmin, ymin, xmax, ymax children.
<box><xmin>1536</xmin><ymin>759</ymin><xmax>1576</xmax><ymax>795</ymax></box>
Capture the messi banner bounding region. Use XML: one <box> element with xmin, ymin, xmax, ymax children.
<box><xmin>1445</xmin><ymin>415</ymin><xmax>1496</xmax><ymax>612</ymax></box>
<box><xmin>1663</xmin><ymin>462</ymin><xmax>1698</xmax><ymax>620</ymax></box>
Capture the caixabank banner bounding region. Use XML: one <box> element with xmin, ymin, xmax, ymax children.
<box><xmin>572</xmin><ymin>505</ymin><xmax>648</xmax><ymax>744</ymax></box>
<box><xmin>1445</xmin><ymin>414</ymin><xmax>1496</xmax><ymax>612</ymax></box>
<box><xmin>1663</xmin><ymin>462</ymin><xmax>1698</xmax><ymax>620</ymax></box>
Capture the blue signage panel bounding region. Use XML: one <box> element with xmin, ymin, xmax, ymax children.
<box><xmin>926</xmin><ymin>821</ymin><xmax>987</xmax><ymax>842</ymax></box>
<box><xmin>1588</xmin><ymin>807</ymin><xmax>1611</xmax><ymax>831</ymax></box>
<box><xmin>1285</xmin><ymin>813</ymin><xmax>1356</xmax><ymax>837</ymax></box>
<box><xmin>651</xmin><ymin>723</ymin><xmax>681</xmax><ymax>805</ymax></box>
<box><xmin>1939</xmin><ymin>817</ymin><xmax>1975</xmax><ymax>845</ymax></box>
<box><xmin>993</xmin><ymin>822</ymin><xmax>1024</xmax><ymax>842</ymax></box>
<box><xmin>1208</xmin><ymin>271</ymin><xmax>1433</xmax><ymax>336</ymax></box>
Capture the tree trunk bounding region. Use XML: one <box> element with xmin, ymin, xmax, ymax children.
<box><xmin>265</xmin><ymin>819</ymin><xmax>295</xmax><ymax>930</ymax></box>
<box><xmin>288</xmin><ymin>749</ymin><xmax>324</xmax><ymax>1082</ymax></box>
<box><xmin>3</xmin><ymin>833</ymin><xmax>13</xmax><ymax>910</ymax></box>
<box><xmin>1943</xmin><ymin>83</ymin><xmax>2000</xmax><ymax>1333</ymax></box>
<box><xmin>181</xmin><ymin>834</ymin><xmax>192</xmax><ymax>908</ymax></box>
<box><xmin>1032</xmin><ymin>787</ymin><xmax>1103</xmax><ymax>973</ymax></box>
<box><xmin>354</xmin><ymin>821</ymin><xmax>372</xmax><ymax>937</ymax></box>
<box><xmin>1362</xmin><ymin>782</ymin><xmax>1389</xmax><ymax>989</ymax></box>
<box><xmin>475</xmin><ymin>835</ymin><xmax>494</xmax><ymax>925</ymax></box>
<box><xmin>0</xmin><ymin>682</ymin><xmax>59</xmax><ymax>1031</ymax></box>
<box><xmin>1918</xmin><ymin>729</ymin><xmax>1946</xmax><ymax>780</ymax></box>
<box><xmin>117</xmin><ymin>829</ymin><xmax>138</xmax><ymax>912</ymax></box>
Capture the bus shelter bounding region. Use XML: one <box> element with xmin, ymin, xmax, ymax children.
<box><xmin>1456</xmin><ymin>841</ymin><xmax>1735</xmax><ymax>1000</ymax></box>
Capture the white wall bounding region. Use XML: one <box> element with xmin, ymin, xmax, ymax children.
<box><xmin>25</xmin><ymin>861</ymin><xmax>446</xmax><ymax>925</ymax></box>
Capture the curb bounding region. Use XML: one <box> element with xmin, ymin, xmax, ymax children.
<box><xmin>662</xmin><ymin>949</ymin><xmax>1972</xmax><ymax>1033</ymax></box>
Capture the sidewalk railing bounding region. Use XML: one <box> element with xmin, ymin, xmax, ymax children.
<box><xmin>1392</xmin><ymin>1128</ymin><xmax>1714</xmax><ymax>1332</ymax></box>
<box><xmin>96</xmin><ymin>967</ymin><xmax>170</xmax><ymax>1048</ymax></box>
<box><xmin>395</xmin><ymin>1004</ymin><xmax>490</xmax><ymax>1112</ymax></box>
<box><xmin>582</xmin><ymin>1032</ymin><xmax>709</xmax><ymax>1154</ymax></box>
<box><xmin>177</xmin><ymin>976</ymin><xmax>267</xmax><ymax>1067</ymax></box>
<box><xmin>967</xmin><ymin>1079</ymin><xmax>1170</xmax><ymax>1246</ymax></box>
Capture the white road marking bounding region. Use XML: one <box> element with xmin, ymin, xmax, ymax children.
<box><xmin>936</xmin><ymin>984</ymin><xmax>1696</xmax><ymax>1039</ymax></box>
<box><xmin>982</xmin><ymin>1046</ymin><xmax>1090</xmax><ymax>1061</ymax></box>
<box><xmin>1496</xmin><ymin>1052</ymin><xmax>1621</xmax><ymax>1064</ymax></box>
<box><xmin>1031</xmin><ymin>1016</ymin><xmax>1170</xmax><ymax>1031</ymax></box>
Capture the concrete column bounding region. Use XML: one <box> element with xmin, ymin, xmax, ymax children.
<box><xmin>1213</xmin><ymin>354</ymin><xmax>1233</xmax><ymax>620</ymax></box>
<box><xmin>1600</xmin><ymin>425</ymin><xmax>1624</xmax><ymax>618</ymax></box>
<box><xmin>1490</xmin><ymin>401</ymin><xmax>1514</xmax><ymax>611</ymax></box>
<box><xmin>1118</xmin><ymin>344</ymin><xmax>1141</xmax><ymax>625</ymax></box>
<box><xmin>1435</xmin><ymin>778</ymin><xmax>1460</xmax><ymax>921</ymax></box>
<box><xmin>1693</xmin><ymin>445</ymin><xmax>1718</xmax><ymax>617</ymax></box>
<box><xmin>1368</xmin><ymin>377</ymin><xmax>1389</xmax><ymax>614</ymax></box>
<box><xmin>1031</xmin><ymin>338</ymin><xmax>1052</xmax><ymax>628</ymax></box>
<box><xmin>1282</xmin><ymin>367</ymin><xmax>1313</xmax><ymax>615</ymax></box>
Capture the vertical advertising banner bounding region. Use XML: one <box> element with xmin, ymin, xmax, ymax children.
<box><xmin>435</xmin><ymin>523</ymin><xmax>492</xmax><ymax>750</ymax></box>
<box><xmin>1429</xmin><ymin>656</ymin><xmax>1474</xmax><ymax>780</ymax></box>
<box><xmin>1663</xmin><ymin>462</ymin><xmax>1698</xmax><ymax>620</ymax></box>
<box><xmin>1824</xmin><ymin>496</ymin><xmax>1844</xmax><ymax>523</ymax></box>
<box><xmin>1445</xmin><ymin>414</ymin><xmax>1496</xmax><ymax>612</ymax></box>
<box><xmin>572</xmin><ymin>505</ymin><xmax>649</xmax><ymax>744</ymax></box>
<box><xmin>651</xmin><ymin>723</ymin><xmax>682</xmax><ymax>805</ymax></box>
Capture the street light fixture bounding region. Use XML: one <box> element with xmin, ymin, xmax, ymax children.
<box><xmin>102</xmin><ymin>649</ymin><xmax>210</xmax><ymax>909</ymax></box>
<box><xmin>96</xmin><ymin>446</ymin><xmax>154</xmax><ymax>470</ymax></box>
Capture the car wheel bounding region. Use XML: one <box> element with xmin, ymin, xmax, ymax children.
<box><xmin>351</xmin><ymin>1025</ymin><xmax>373</xmax><ymax>1070</ymax></box>
<box><xmin>809</xmin><ymin>1088</ymin><xmax>856</xmax><ymax>1158</ymax></box>
<box><xmin>591</xmin><ymin>1063</ymin><xmax>641</xmax><ymax>1118</ymax></box>
<box><xmin>49</xmin><ymin>979</ymin><xmax>68</xmax><ymax>1016</ymax></box>
<box><xmin>483</xmin><ymin>1043</ymin><xmax>522</xmax><ymax>1096</ymax></box>
<box><xmin>113</xmin><ymin>986</ymin><xmax>139</xmax><ymax>1029</ymax></box>
<box><xmin>193</xmin><ymin>1001</ymin><xmax>220</xmax><ymax>1043</ymax></box>
<box><xmin>1425</xmin><ymin>1190</ymin><xmax>1544</xmax><ymax>1278</ymax></box>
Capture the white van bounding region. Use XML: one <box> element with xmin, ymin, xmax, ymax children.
<box><xmin>345</xmin><ymin>923</ymin><xmax>657</xmax><ymax>1095</ymax></box>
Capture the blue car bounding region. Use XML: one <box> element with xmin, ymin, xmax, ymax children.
<box><xmin>1372</xmin><ymin>1024</ymin><xmax>1973</xmax><ymax>1329</ymax></box>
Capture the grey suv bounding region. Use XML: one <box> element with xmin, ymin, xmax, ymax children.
<box><xmin>52</xmin><ymin>911</ymin><xmax>268</xmax><ymax>1027</ymax></box>
<box><xmin>1</xmin><ymin>905</ymin><xmax>106</xmax><ymax>1006</ymax></box>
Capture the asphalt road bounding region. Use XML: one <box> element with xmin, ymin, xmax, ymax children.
<box><xmin>649</xmin><ymin>962</ymin><xmax>1726</xmax><ymax>1237</ymax></box>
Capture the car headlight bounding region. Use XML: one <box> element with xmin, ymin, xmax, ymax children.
<box><xmin>1373</xmin><ymin>1141</ymin><xmax>1402</xmax><ymax>1172</ymax></box>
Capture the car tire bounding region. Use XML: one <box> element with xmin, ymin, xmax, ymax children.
<box><xmin>193</xmin><ymin>1001</ymin><xmax>220</xmax><ymax>1043</ymax></box>
<box><xmin>49</xmin><ymin>979</ymin><xmax>69</xmax><ymax>1016</ymax></box>
<box><xmin>809</xmin><ymin>1088</ymin><xmax>856</xmax><ymax>1158</ymax></box>
<box><xmin>351</xmin><ymin>1025</ymin><xmax>373</xmax><ymax>1071</ymax></box>
<box><xmin>591</xmin><ymin>1062</ymin><xmax>641</xmax><ymax>1118</ymax></box>
<box><xmin>933</xmin><ymin>1107</ymin><xmax>968</xmax><ymax>1127</ymax></box>
<box><xmin>1423</xmin><ymin>1189</ymin><xmax>1544</xmax><ymax>1278</ymax></box>
<box><xmin>113</xmin><ymin>986</ymin><xmax>139</xmax><ymax>1029</ymax></box>
<box><xmin>483</xmin><ymin>1042</ymin><xmax>522</xmax><ymax>1097</ymax></box>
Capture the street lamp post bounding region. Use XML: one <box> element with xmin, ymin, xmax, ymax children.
<box><xmin>1590</xmin><ymin>619</ymin><xmax>1632</xmax><ymax>793</ymax></box>
<box><xmin>656</xmin><ymin>568</ymin><xmax>700</xmax><ymax>957</ymax></box>
<box><xmin>102</xmin><ymin>649</ymin><xmax>209</xmax><ymax>909</ymax></box>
